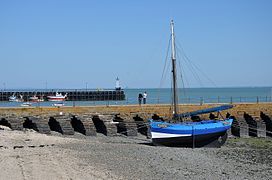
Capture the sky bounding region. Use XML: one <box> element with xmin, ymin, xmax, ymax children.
<box><xmin>0</xmin><ymin>0</ymin><xmax>272</xmax><ymax>89</ymax></box>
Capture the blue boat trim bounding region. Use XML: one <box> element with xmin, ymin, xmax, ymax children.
<box><xmin>151</xmin><ymin>119</ymin><xmax>232</xmax><ymax>136</ymax></box>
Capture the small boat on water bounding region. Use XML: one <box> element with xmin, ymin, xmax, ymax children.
<box><xmin>53</xmin><ymin>102</ymin><xmax>65</xmax><ymax>107</ymax></box>
<box><xmin>21</xmin><ymin>102</ymin><xmax>32</xmax><ymax>107</ymax></box>
<box><xmin>9</xmin><ymin>94</ymin><xmax>18</xmax><ymax>102</ymax></box>
<box><xmin>149</xmin><ymin>20</ymin><xmax>233</xmax><ymax>147</ymax></box>
<box><xmin>9</xmin><ymin>94</ymin><xmax>24</xmax><ymax>102</ymax></box>
<box><xmin>47</xmin><ymin>92</ymin><xmax>67</xmax><ymax>102</ymax></box>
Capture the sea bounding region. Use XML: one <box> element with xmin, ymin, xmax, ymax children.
<box><xmin>0</xmin><ymin>87</ymin><xmax>271</xmax><ymax>107</ymax></box>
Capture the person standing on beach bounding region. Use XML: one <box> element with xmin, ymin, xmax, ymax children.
<box><xmin>138</xmin><ymin>93</ymin><xmax>143</xmax><ymax>105</ymax></box>
<box><xmin>143</xmin><ymin>91</ymin><xmax>147</xmax><ymax>104</ymax></box>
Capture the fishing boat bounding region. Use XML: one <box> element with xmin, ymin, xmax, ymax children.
<box><xmin>9</xmin><ymin>94</ymin><xmax>24</xmax><ymax>102</ymax></box>
<box><xmin>149</xmin><ymin>20</ymin><xmax>233</xmax><ymax>147</ymax></box>
<box><xmin>29</xmin><ymin>95</ymin><xmax>44</xmax><ymax>102</ymax></box>
<box><xmin>47</xmin><ymin>92</ymin><xmax>67</xmax><ymax>102</ymax></box>
<box><xmin>8</xmin><ymin>94</ymin><xmax>18</xmax><ymax>102</ymax></box>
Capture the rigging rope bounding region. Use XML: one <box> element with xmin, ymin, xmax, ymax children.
<box><xmin>158</xmin><ymin>35</ymin><xmax>172</xmax><ymax>103</ymax></box>
<box><xmin>176</xmin><ymin>49</ymin><xmax>187</xmax><ymax>97</ymax></box>
<box><xmin>176</xmin><ymin>39</ymin><xmax>218</xmax><ymax>87</ymax></box>
<box><xmin>175</xmin><ymin>41</ymin><xmax>204</xmax><ymax>87</ymax></box>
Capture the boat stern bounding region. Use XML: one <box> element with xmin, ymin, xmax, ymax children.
<box><xmin>222</xmin><ymin>118</ymin><xmax>233</xmax><ymax>130</ymax></box>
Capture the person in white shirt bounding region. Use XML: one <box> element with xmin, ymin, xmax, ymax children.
<box><xmin>143</xmin><ymin>91</ymin><xmax>147</xmax><ymax>104</ymax></box>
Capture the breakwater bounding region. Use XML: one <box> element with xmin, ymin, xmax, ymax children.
<box><xmin>0</xmin><ymin>89</ymin><xmax>125</xmax><ymax>101</ymax></box>
<box><xmin>0</xmin><ymin>103</ymin><xmax>272</xmax><ymax>138</ymax></box>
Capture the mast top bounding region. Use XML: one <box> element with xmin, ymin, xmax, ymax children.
<box><xmin>170</xmin><ymin>20</ymin><xmax>176</xmax><ymax>61</ymax></box>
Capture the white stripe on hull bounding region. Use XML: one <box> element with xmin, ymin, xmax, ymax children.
<box><xmin>151</xmin><ymin>132</ymin><xmax>191</xmax><ymax>139</ymax></box>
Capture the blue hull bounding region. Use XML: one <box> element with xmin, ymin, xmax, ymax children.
<box><xmin>150</xmin><ymin>119</ymin><xmax>233</xmax><ymax>147</ymax></box>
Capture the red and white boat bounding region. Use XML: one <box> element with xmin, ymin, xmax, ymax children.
<box><xmin>47</xmin><ymin>92</ymin><xmax>67</xmax><ymax>102</ymax></box>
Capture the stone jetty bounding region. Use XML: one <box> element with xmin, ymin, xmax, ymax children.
<box><xmin>0</xmin><ymin>103</ymin><xmax>272</xmax><ymax>138</ymax></box>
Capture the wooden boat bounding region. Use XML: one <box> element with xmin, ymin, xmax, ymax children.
<box><xmin>149</xmin><ymin>20</ymin><xmax>233</xmax><ymax>147</ymax></box>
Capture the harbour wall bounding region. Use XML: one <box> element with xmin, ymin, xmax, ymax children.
<box><xmin>0</xmin><ymin>103</ymin><xmax>272</xmax><ymax>138</ymax></box>
<box><xmin>0</xmin><ymin>89</ymin><xmax>125</xmax><ymax>101</ymax></box>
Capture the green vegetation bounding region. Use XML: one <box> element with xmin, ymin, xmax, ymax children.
<box><xmin>227</xmin><ymin>137</ymin><xmax>272</xmax><ymax>149</ymax></box>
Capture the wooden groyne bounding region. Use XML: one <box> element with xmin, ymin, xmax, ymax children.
<box><xmin>0</xmin><ymin>103</ymin><xmax>272</xmax><ymax>138</ymax></box>
<box><xmin>0</xmin><ymin>89</ymin><xmax>125</xmax><ymax>101</ymax></box>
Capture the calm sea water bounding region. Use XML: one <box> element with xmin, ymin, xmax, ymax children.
<box><xmin>124</xmin><ymin>87</ymin><xmax>272</xmax><ymax>104</ymax></box>
<box><xmin>0</xmin><ymin>87</ymin><xmax>271</xmax><ymax>107</ymax></box>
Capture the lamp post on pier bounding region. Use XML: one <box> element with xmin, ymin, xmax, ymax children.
<box><xmin>85</xmin><ymin>82</ymin><xmax>88</xmax><ymax>91</ymax></box>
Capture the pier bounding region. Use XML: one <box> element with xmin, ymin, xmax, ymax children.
<box><xmin>0</xmin><ymin>89</ymin><xmax>125</xmax><ymax>101</ymax></box>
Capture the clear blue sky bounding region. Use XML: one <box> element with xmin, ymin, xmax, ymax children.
<box><xmin>0</xmin><ymin>0</ymin><xmax>272</xmax><ymax>89</ymax></box>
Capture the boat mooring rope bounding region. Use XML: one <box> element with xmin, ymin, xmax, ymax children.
<box><xmin>231</xmin><ymin>123</ymin><xmax>272</xmax><ymax>135</ymax></box>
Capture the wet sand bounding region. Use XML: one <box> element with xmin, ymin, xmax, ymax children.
<box><xmin>0</xmin><ymin>126</ymin><xmax>271</xmax><ymax>180</ymax></box>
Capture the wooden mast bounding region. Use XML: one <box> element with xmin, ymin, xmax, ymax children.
<box><xmin>170</xmin><ymin>20</ymin><xmax>179</xmax><ymax>117</ymax></box>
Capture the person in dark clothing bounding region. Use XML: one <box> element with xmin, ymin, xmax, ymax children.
<box><xmin>138</xmin><ymin>93</ymin><xmax>143</xmax><ymax>105</ymax></box>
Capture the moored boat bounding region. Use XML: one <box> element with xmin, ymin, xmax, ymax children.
<box><xmin>29</xmin><ymin>95</ymin><xmax>44</xmax><ymax>102</ymax></box>
<box><xmin>21</xmin><ymin>102</ymin><xmax>32</xmax><ymax>107</ymax></box>
<box><xmin>150</xmin><ymin>106</ymin><xmax>233</xmax><ymax>147</ymax></box>
<box><xmin>149</xmin><ymin>20</ymin><xmax>233</xmax><ymax>147</ymax></box>
<box><xmin>52</xmin><ymin>102</ymin><xmax>65</xmax><ymax>107</ymax></box>
<box><xmin>47</xmin><ymin>92</ymin><xmax>67</xmax><ymax>102</ymax></box>
<box><xmin>9</xmin><ymin>94</ymin><xmax>24</xmax><ymax>102</ymax></box>
<box><xmin>9</xmin><ymin>94</ymin><xmax>18</xmax><ymax>102</ymax></box>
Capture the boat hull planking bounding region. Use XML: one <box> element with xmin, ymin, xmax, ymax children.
<box><xmin>150</xmin><ymin>119</ymin><xmax>232</xmax><ymax>147</ymax></box>
<box><xmin>151</xmin><ymin>130</ymin><xmax>228</xmax><ymax>147</ymax></box>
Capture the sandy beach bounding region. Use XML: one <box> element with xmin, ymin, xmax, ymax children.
<box><xmin>1</xmin><ymin>125</ymin><xmax>271</xmax><ymax>180</ymax></box>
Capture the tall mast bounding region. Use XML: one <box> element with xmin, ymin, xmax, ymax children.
<box><xmin>171</xmin><ymin>20</ymin><xmax>179</xmax><ymax>117</ymax></box>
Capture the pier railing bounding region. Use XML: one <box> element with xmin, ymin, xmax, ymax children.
<box><xmin>67</xmin><ymin>96</ymin><xmax>272</xmax><ymax>106</ymax></box>
<box><xmin>43</xmin><ymin>95</ymin><xmax>272</xmax><ymax>106</ymax></box>
<box><xmin>0</xmin><ymin>95</ymin><xmax>271</xmax><ymax>107</ymax></box>
<box><xmin>122</xmin><ymin>96</ymin><xmax>272</xmax><ymax>105</ymax></box>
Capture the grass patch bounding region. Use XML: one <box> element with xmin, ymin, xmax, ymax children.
<box><xmin>227</xmin><ymin>137</ymin><xmax>272</xmax><ymax>149</ymax></box>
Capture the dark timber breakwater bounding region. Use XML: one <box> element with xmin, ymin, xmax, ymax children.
<box><xmin>0</xmin><ymin>103</ymin><xmax>272</xmax><ymax>139</ymax></box>
<box><xmin>0</xmin><ymin>89</ymin><xmax>125</xmax><ymax>101</ymax></box>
